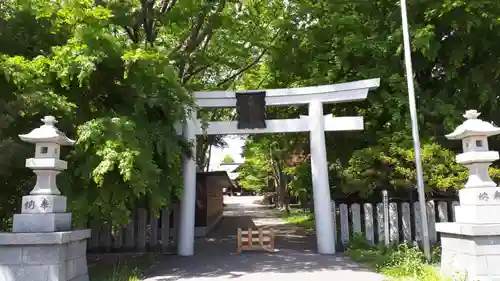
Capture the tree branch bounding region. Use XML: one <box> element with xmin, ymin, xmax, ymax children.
<box><xmin>183</xmin><ymin>6</ymin><xmax>210</xmax><ymax>52</ymax></box>
<box><xmin>160</xmin><ymin>0</ymin><xmax>178</xmax><ymax>14</ymax></box>
<box><xmin>142</xmin><ymin>0</ymin><xmax>156</xmax><ymax>45</ymax></box>
<box><xmin>173</xmin><ymin>0</ymin><xmax>226</xmax><ymax>78</ymax></box>
<box><xmin>216</xmin><ymin>29</ymin><xmax>279</xmax><ymax>87</ymax></box>
<box><xmin>124</xmin><ymin>26</ymin><xmax>139</xmax><ymax>43</ymax></box>
<box><xmin>216</xmin><ymin>49</ymin><xmax>267</xmax><ymax>87</ymax></box>
<box><xmin>184</xmin><ymin>64</ymin><xmax>212</xmax><ymax>82</ymax></box>
<box><xmin>186</xmin><ymin>0</ymin><xmax>225</xmax><ymax>54</ymax></box>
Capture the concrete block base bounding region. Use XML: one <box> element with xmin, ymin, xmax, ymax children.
<box><xmin>12</xmin><ymin>213</ymin><xmax>71</xmax><ymax>233</ymax></box>
<box><xmin>455</xmin><ymin>205</ymin><xmax>500</xmax><ymax>224</ymax></box>
<box><xmin>438</xmin><ymin>222</ymin><xmax>500</xmax><ymax>281</ymax></box>
<box><xmin>0</xmin><ymin>230</ymin><xmax>90</xmax><ymax>281</ymax></box>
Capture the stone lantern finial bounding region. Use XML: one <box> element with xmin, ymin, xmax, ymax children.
<box><xmin>42</xmin><ymin>115</ymin><xmax>57</xmax><ymax>126</ymax></box>
<box><xmin>463</xmin><ymin>109</ymin><xmax>480</xmax><ymax>120</ymax></box>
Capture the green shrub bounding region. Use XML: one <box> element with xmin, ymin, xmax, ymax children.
<box><xmin>346</xmin><ymin>234</ymin><xmax>454</xmax><ymax>281</ymax></box>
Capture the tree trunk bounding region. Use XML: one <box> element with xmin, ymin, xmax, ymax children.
<box><xmin>270</xmin><ymin>153</ymin><xmax>284</xmax><ymax>209</ymax></box>
<box><xmin>299</xmin><ymin>192</ymin><xmax>308</xmax><ymax>212</ymax></box>
<box><xmin>205</xmin><ymin>143</ymin><xmax>212</xmax><ymax>172</ymax></box>
<box><xmin>282</xmin><ymin>171</ymin><xmax>290</xmax><ymax>214</ymax></box>
<box><xmin>274</xmin><ymin>176</ymin><xmax>282</xmax><ymax>208</ymax></box>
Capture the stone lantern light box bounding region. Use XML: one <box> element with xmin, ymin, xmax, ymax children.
<box><xmin>20</xmin><ymin>116</ymin><xmax>74</xmax><ymax>168</ymax></box>
<box><xmin>448</xmin><ymin>110</ymin><xmax>498</xmax><ymax>153</ymax></box>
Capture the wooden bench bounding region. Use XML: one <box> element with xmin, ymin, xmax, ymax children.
<box><xmin>237</xmin><ymin>227</ymin><xmax>276</xmax><ymax>254</ymax></box>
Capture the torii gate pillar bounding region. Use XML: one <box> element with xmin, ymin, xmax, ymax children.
<box><xmin>309</xmin><ymin>100</ymin><xmax>336</xmax><ymax>254</ymax></box>
<box><xmin>178</xmin><ymin>110</ymin><xmax>197</xmax><ymax>256</ymax></box>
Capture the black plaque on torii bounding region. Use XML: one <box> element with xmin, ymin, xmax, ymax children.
<box><xmin>236</xmin><ymin>91</ymin><xmax>267</xmax><ymax>129</ymax></box>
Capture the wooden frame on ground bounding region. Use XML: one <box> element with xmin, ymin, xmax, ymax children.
<box><xmin>237</xmin><ymin>227</ymin><xmax>276</xmax><ymax>254</ymax></box>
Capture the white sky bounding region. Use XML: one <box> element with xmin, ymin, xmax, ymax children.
<box><xmin>208</xmin><ymin>135</ymin><xmax>246</xmax><ymax>171</ymax></box>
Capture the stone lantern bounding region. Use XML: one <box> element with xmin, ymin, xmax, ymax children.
<box><xmin>0</xmin><ymin>116</ymin><xmax>90</xmax><ymax>281</ymax></box>
<box><xmin>13</xmin><ymin>116</ymin><xmax>74</xmax><ymax>232</ymax></box>
<box><xmin>19</xmin><ymin>115</ymin><xmax>74</xmax><ymax>194</ymax></box>
<box><xmin>437</xmin><ymin>109</ymin><xmax>500</xmax><ymax>281</ymax></box>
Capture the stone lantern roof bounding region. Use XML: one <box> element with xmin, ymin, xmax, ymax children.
<box><xmin>19</xmin><ymin>116</ymin><xmax>75</xmax><ymax>146</ymax></box>
<box><xmin>445</xmin><ymin>110</ymin><xmax>500</xmax><ymax>140</ymax></box>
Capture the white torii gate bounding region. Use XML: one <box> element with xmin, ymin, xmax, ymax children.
<box><xmin>178</xmin><ymin>78</ymin><xmax>380</xmax><ymax>256</ymax></box>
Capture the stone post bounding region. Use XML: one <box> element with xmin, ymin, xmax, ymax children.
<box><xmin>437</xmin><ymin>110</ymin><xmax>500</xmax><ymax>281</ymax></box>
<box><xmin>0</xmin><ymin>116</ymin><xmax>90</xmax><ymax>281</ymax></box>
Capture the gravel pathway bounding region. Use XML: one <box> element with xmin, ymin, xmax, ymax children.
<box><xmin>143</xmin><ymin>196</ymin><xmax>386</xmax><ymax>281</ymax></box>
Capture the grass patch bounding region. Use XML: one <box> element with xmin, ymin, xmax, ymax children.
<box><xmin>346</xmin><ymin>234</ymin><xmax>456</xmax><ymax>281</ymax></box>
<box><xmin>280</xmin><ymin>208</ymin><xmax>315</xmax><ymax>230</ymax></box>
<box><xmin>281</xmin><ymin>208</ymin><xmax>464</xmax><ymax>280</ymax></box>
<box><xmin>88</xmin><ymin>253</ymin><xmax>160</xmax><ymax>281</ymax></box>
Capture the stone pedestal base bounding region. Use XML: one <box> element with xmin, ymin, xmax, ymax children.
<box><xmin>437</xmin><ymin>222</ymin><xmax>500</xmax><ymax>281</ymax></box>
<box><xmin>0</xmin><ymin>229</ymin><xmax>90</xmax><ymax>281</ymax></box>
<box><xmin>12</xmin><ymin>213</ymin><xmax>71</xmax><ymax>233</ymax></box>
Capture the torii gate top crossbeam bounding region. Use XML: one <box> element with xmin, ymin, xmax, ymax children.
<box><xmin>193</xmin><ymin>78</ymin><xmax>380</xmax><ymax>108</ymax></box>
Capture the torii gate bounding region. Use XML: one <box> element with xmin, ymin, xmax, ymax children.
<box><xmin>178</xmin><ymin>78</ymin><xmax>380</xmax><ymax>256</ymax></box>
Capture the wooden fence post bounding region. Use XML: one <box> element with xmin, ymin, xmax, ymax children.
<box><xmin>125</xmin><ymin>216</ymin><xmax>135</xmax><ymax>250</ymax></box>
<box><xmin>113</xmin><ymin>225</ymin><xmax>123</xmax><ymax>251</ymax></box>
<box><xmin>351</xmin><ymin>203</ymin><xmax>362</xmax><ymax>234</ymax></box>
<box><xmin>330</xmin><ymin>201</ymin><xmax>337</xmax><ymax>246</ymax></box>
<box><xmin>376</xmin><ymin>203</ymin><xmax>384</xmax><ymax>245</ymax></box>
<box><xmin>363</xmin><ymin>203</ymin><xmax>374</xmax><ymax>245</ymax></box>
<box><xmin>161</xmin><ymin>208</ymin><xmax>171</xmax><ymax>253</ymax></box>
<box><xmin>339</xmin><ymin>204</ymin><xmax>349</xmax><ymax>246</ymax></box>
<box><xmin>173</xmin><ymin>203</ymin><xmax>181</xmax><ymax>245</ymax></box>
<box><xmin>389</xmin><ymin>202</ymin><xmax>399</xmax><ymax>244</ymax></box>
<box><xmin>427</xmin><ymin>201</ymin><xmax>437</xmax><ymax>244</ymax></box>
<box><xmin>401</xmin><ymin>202</ymin><xmax>412</xmax><ymax>243</ymax></box>
<box><xmin>137</xmin><ymin>208</ymin><xmax>147</xmax><ymax>252</ymax></box>
<box><xmin>382</xmin><ymin>190</ymin><xmax>389</xmax><ymax>246</ymax></box>
<box><xmin>100</xmin><ymin>223</ymin><xmax>112</xmax><ymax>252</ymax></box>
<box><xmin>150</xmin><ymin>210</ymin><xmax>159</xmax><ymax>250</ymax></box>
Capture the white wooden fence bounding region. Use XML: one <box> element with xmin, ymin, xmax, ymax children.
<box><xmin>331</xmin><ymin>199</ymin><xmax>459</xmax><ymax>247</ymax></box>
<box><xmin>86</xmin><ymin>199</ymin><xmax>458</xmax><ymax>253</ymax></box>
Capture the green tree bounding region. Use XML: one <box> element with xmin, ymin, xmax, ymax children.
<box><xmin>221</xmin><ymin>154</ymin><xmax>235</xmax><ymax>163</ymax></box>
<box><xmin>0</xmin><ymin>0</ymin><xmax>287</xmax><ymax>227</ymax></box>
<box><xmin>238</xmin><ymin>0</ymin><xmax>500</xmax><ymax>200</ymax></box>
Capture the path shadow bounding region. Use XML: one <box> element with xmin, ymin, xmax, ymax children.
<box><xmin>144</xmin><ymin>196</ymin><xmax>384</xmax><ymax>281</ymax></box>
<box><xmin>144</xmin><ymin>228</ymin><xmax>376</xmax><ymax>281</ymax></box>
<box><xmin>146</xmin><ymin>251</ymin><xmax>373</xmax><ymax>281</ymax></box>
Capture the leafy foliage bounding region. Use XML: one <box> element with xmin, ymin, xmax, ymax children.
<box><xmin>238</xmin><ymin>137</ymin><xmax>273</xmax><ymax>192</ymax></box>
<box><xmin>0</xmin><ymin>0</ymin><xmax>285</xmax><ymax>226</ymax></box>
<box><xmin>347</xmin><ymin>234</ymin><xmax>448</xmax><ymax>281</ymax></box>
<box><xmin>342</xmin><ymin>135</ymin><xmax>468</xmax><ymax>196</ymax></box>
<box><xmin>3</xmin><ymin>0</ymin><xmax>500</xmax><ymax>229</ymax></box>
<box><xmin>237</xmin><ymin>0</ymin><xmax>500</xmax><ymax>200</ymax></box>
<box><xmin>221</xmin><ymin>154</ymin><xmax>235</xmax><ymax>164</ymax></box>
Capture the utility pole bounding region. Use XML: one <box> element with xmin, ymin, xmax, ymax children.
<box><xmin>399</xmin><ymin>0</ymin><xmax>431</xmax><ymax>260</ymax></box>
